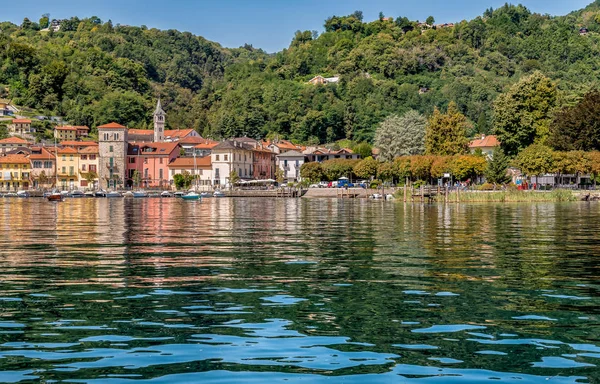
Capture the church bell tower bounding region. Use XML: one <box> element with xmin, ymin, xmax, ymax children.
<box><xmin>154</xmin><ymin>98</ymin><xmax>165</xmax><ymax>142</ymax></box>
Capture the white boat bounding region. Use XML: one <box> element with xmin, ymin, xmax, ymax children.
<box><xmin>200</xmin><ymin>191</ymin><xmax>212</xmax><ymax>198</ymax></box>
<box><xmin>213</xmin><ymin>190</ymin><xmax>225</xmax><ymax>198</ymax></box>
<box><xmin>132</xmin><ymin>191</ymin><xmax>148</xmax><ymax>198</ymax></box>
<box><xmin>370</xmin><ymin>193</ymin><xmax>383</xmax><ymax>200</ymax></box>
<box><xmin>17</xmin><ymin>190</ymin><xmax>29</xmax><ymax>198</ymax></box>
<box><xmin>385</xmin><ymin>194</ymin><xmax>395</xmax><ymax>201</ymax></box>
<box><xmin>4</xmin><ymin>192</ymin><xmax>18</xmax><ymax>198</ymax></box>
<box><xmin>173</xmin><ymin>191</ymin><xmax>185</xmax><ymax>198</ymax></box>
<box><xmin>70</xmin><ymin>190</ymin><xmax>85</xmax><ymax>198</ymax></box>
<box><xmin>123</xmin><ymin>191</ymin><xmax>134</xmax><ymax>198</ymax></box>
<box><xmin>84</xmin><ymin>191</ymin><xmax>95</xmax><ymax>198</ymax></box>
<box><xmin>161</xmin><ymin>191</ymin><xmax>174</xmax><ymax>198</ymax></box>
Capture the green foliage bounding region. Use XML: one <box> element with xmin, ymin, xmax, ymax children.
<box><xmin>131</xmin><ymin>170</ymin><xmax>142</xmax><ymax>187</ymax></box>
<box><xmin>425</xmin><ymin>102</ymin><xmax>470</xmax><ymax>156</ymax></box>
<box><xmin>173</xmin><ymin>171</ymin><xmax>194</xmax><ymax>190</ymax></box>
<box><xmin>493</xmin><ymin>71</ymin><xmax>558</xmax><ymax>157</ymax></box>
<box><xmin>550</xmin><ymin>89</ymin><xmax>600</xmax><ymax>151</ymax></box>
<box><xmin>300</xmin><ymin>162</ymin><xmax>325</xmax><ymax>182</ymax></box>
<box><xmin>375</xmin><ymin>110</ymin><xmax>426</xmax><ymax>161</ymax></box>
<box><xmin>229</xmin><ymin>170</ymin><xmax>240</xmax><ymax>185</ymax></box>
<box><xmin>321</xmin><ymin>159</ymin><xmax>358</xmax><ymax>181</ymax></box>
<box><xmin>450</xmin><ymin>155</ymin><xmax>487</xmax><ymax>181</ymax></box>
<box><xmin>353</xmin><ymin>156</ymin><xmax>378</xmax><ymax>179</ymax></box>
<box><xmin>513</xmin><ymin>144</ymin><xmax>554</xmax><ymax>176</ymax></box>
<box><xmin>351</xmin><ymin>141</ymin><xmax>373</xmax><ymax>159</ymax></box>
<box><xmin>0</xmin><ymin>125</ymin><xmax>8</xmax><ymax>140</ymax></box>
<box><xmin>485</xmin><ymin>148</ymin><xmax>511</xmax><ymax>184</ymax></box>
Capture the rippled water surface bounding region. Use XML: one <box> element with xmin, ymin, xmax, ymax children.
<box><xmin>0</xmin><ymin>198</ymin><xmax>598</xmax><ymax>383</ymax></box>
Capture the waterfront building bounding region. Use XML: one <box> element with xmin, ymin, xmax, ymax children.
<box><xmin>97</xmin><ymin>122</ymin><xmax>128</xmax><ymax>190</ymax></box>
<box><xmin>253</xmin><ymin>146</ymin><xmax>276</xmax><ymax>180</ymax></box>
<box><xmin>126</xmin><ymin>142</ymin><xmax>180</xmax><ymax>189</ymax></box>
<box><xmin>0</xmin><ymin>154</ymin><xmax>31</xmax><ymax>191</ymax></box>
<box><xmin>211</xmin><ymin>140</ymin><xmax>254</xmax><ymax>186</ymax></box>
<box><xmin>0</xmin><ymin>137</ymin><xmax>29</xmax><ymax>154</ymax></box>
<box><xmin>193</xmin><ymin>140</ymin><xmax>219</xmax><ymax>157</ymax></box>
<box><xmin>29</xmin><ymin>147</ymin><xmax>56</xmax><ymax>189</ymax></box>
<box><xmin>168</xmin><ymin>156</ymin><xmax>213</xmax><ymax>188</ymax></box>
<box><xmin>275</xmin><ymin>150</ymin><xmax>306</xmax><ymax>183</ymax></box>
<box><xmin>303</xmin><ymin>147</ymin><xmax>360</xmax><ymax>162</ymax></box>
<box><xmin>78</xmin><ymin>146</ymin><xmax>99</xmax><ymax>190</ymax></box>
<box><xmin>56</xmin><ymin>146</ymin><xmax>79</xmax><ymax>190</ymax></box>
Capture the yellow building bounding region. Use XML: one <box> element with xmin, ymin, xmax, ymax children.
<box><xmin>56</xmin><ymin>147</ymin><xmax>79</xmax><ymax>190</ymax></box>
<box><xmin>78</xmin><ymin>146</ymin><xmax>99</xmax><ymax>190</ymax></box>
<box><xmin>0</xmin><ymin>154</ymin><xmax>31</xmax><ymax>191</ymax></box>
<box><xmin>54</xmin><ymin>126</ymin><xmax>78</xmax><ymax>141</ymax></box>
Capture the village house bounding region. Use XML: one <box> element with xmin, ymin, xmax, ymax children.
<box><xmin>469</xmin><ymin>134</ymin><xmax>500</xmax><ymax>159</ymax></box>
<box><xmin>54</xmin><ymin>126</ymin><xmax>90</xmax><ymax>141</ymax></box>
<box><xmin>0</xmin><ymin>154</ymin><xmax>31</xmax><ymax>191</ymax></box>
<box><xmin>97</xmin><ymin>122</ymin><xmax>128</xmax><ymax>190</ymax></box>
<box><xmin>308</xmin><ymin>75</ymin><xmax>340</xmax><ymax>85</ymax></box>
<box><xmin>29</xmin><ymin>147</ymin><xmax>56</xmax><ymax>189</ymax></box>
<box><xmin>78</xmin><ymin>146</ymin><xmax>99</xmax><ymax>190</ymax></box>
<box><xmin>168</xmin><ymin>155</ymin><xmax>213</xmax><ymax>189</ymax></box>
<box><xmin>8</xmin><ymin>119</ymin><xmax>35</xmax><ymax>139</ymax></box>
<box><xmin>55</xmin><ymin>146</ymin><xmax>79</xmax><ymax>190</ymax></box>
<box><xmin>0</xmin><ymin>137</ymin><xmax>29</xmax><ymax>154</ymax></box>
<box><xmin>211</xmin><ymin>140</ymin><xmax>255</xmax><ymax>186</ymax></box>
<box><xmin>127</xmin><ymin>128</ymin><xmax>200</xmax><ymax>143</ymax></box>
<box><xmin>0</xmin><ymin>99</ymin><xmax>16</xmax><ymax>116</ymax></box>
<box><xmin>192</xmin><ymin>140</ymin><xmax>219</xmax><ymax>157</ymax></box>
<box><xmin>276</xmin><ymin>151</ymin><xmax>306</xmax><ymax>183</ymax></box>
<box><xmin>266</xmin><ymin>139</ymin><xmax>302</xmax><ymax>155</ymax></box>
<box><xmin>304</xmin><ymin>147</ymin><xmax>360</xmax><ymax>162</ymax></box>
<box><xmin>126</xmin><ymin>142</ymin><xmax>180</xmax><ymax>188</ymax></box>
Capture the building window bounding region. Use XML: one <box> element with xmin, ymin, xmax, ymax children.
<box><xmin>144</xmin><ymin>168</ymin><xmax>149</xmax><ymax>179</ymax></box>
<box><xmin>69</xmin><ymin>166</ymin><xmax>74</xmax><ymax>176</ymax></box>
<box><xmin>109</xmin><ymin>146</ymin><xmax>113</xmax><ymax>153</ymax></box>
<box><xmin>81</xmin><ymin>155</ymin><xmax>87</xmax><ymax>160</ymax></box>
<box><xmin>216</xmin><ymin>155</ymin><xmax>220</xmax><ymax>161</ymax></box>
<box><xmin>159</xmin><ymin>158</ymin><xmax>163</xmax><ymax>164</ymax></box>
<box><xmin>129</xmin><ymin>157</ymin><xmax>136</xmax><ymax>164</ymax></box>
<box><xmin>144</xmin><ymin>158</ymin><xmax>148</xmax><ymax>164</ymax></box>
<box><xmin>62</xmin><ymin>167</ymin><xmax>66</xmax><ymax>174</ymax></box>
<box><xmin>70</xmin><ymin>155</ymin><xmax>73</xmax><ymax>161</ymax></box>
<box><xmin>33</xmin><ymin>161</ymin><xmax>42</xmax><ymax>168</ymax></box>
<box><xmin>159</xmin><ymin>169</ymin><xmax>163</xmax><ymax>180</ymax></box>
<box><xmin>62</xmin><ymin>155</ymin><xmax>66</xmax><ymax>161</ymax></box>
<box><xmin>89</xmin><ymin>155</ymin><xmax>96</xmax><ymax>160</ymax></box>
<box><xmin>224</xmin><ymin>155</ymin><xmax>228</xmax><ymax>161</ymax></box>
<box><xmin>43</xmin><ymin>161</ymin><xmax>52</xmax><ymax>169</ymax></box>
<box><xmin>89</xmin><ymin>165</ymin><xmax>96</xmax><ymax>172</ymax></box>
<box><xmin>82</xmin><ymin>164</ymin><xmax>87</xmax><ymax>171</ymax></box>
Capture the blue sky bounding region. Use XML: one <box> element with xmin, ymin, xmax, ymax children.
<box><xmin>4</xmin><ymin>0</ymin><xmax>592</xmax><ymax>52</ymax></box>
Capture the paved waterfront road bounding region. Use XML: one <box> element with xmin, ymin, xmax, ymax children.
<box><xmin>0</xmin><ymin>198</ymin><xmax>598</xmax><ymax>383</ymax></box>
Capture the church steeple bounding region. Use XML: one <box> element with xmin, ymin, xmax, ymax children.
<box><xmin>153</xmin><ymin>98</ymin><xmax>165</xmax><ymax>142</ymax></box>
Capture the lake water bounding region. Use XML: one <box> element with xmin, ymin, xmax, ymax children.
<box><xmin>0</xmin><ymin>198</ymin><xmax>598</xmax><ymax>383</ymax></box>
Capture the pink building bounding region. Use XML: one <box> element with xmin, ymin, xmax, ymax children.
<box><xmin>126</xmin><ymin>142</ymin><xmax>180</xmax><ymax>189</ymax></box>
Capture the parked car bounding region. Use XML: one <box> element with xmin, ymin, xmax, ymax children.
<box><xmin>280</xmin><ymin>183</ymin><xmax>288</xmax><ymax>188</ymax></box>
<box><xmin>309</xmin><ymin>183</ymin><xmax>319</xmax><ymax>188</ymax></box>
<box><xmin>337</xmin><ymin>177</ymin><xmax>354</xmax><ymax>188</ymax></box>
<box><xmin>318</xmin><ymin>181</ymin><xmax>329</xmax><ymax>188</ymax></box>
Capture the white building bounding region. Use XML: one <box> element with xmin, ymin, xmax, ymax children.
<box><xmin>210</xmin><ymin>140</ymin><xmax>254</xmax><ymax>186</ymax></box>
<box><xmin>276</xmin><ymin>150</ymin><xmax>306</xmax><ymax>183</ymax></box>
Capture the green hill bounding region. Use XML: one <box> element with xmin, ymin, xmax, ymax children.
<box><xmin>1</xmin><ymin>2</ymin><xmax>600</xmax><ymax>144</ymax></box>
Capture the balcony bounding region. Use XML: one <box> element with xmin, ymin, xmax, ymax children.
<box><xmin>106</xmin><ymin>164</ymin><xmax>119</xmax><ymax>172</ymax></box>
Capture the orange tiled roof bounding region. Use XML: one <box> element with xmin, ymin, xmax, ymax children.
<box><xmin>12</xmin><ymin>119</ymin><xmax>31</xmax><ymax>124</ymax></box>
<box><xmin>193</xmin><ymin>140</ymin><xmax>219</xmax><ymax>150</ymax></box>
<box><xmin>178</xmin><ymin>136</ymin><xmax>206</xmax><ymax>145</ymax></box>
<box><xmin>0</xmin><ymin>137</ymin><xmax>29</xmax><ymax>145</ymax></box>
<box><xmin>469</xmin><ymin>135</ymin><xmax>500</xmax><ymax>148</ymax></box>
<box><xmin>128</xmin><ymin>128</ymin><xmax>152</xmax><ymax>136</ymax></box>
<box><xmin>57</xmin><ymin>147</ymin><xmax>78</xmax><ymax>154</ymax></box>
<box><xmin>98</xmin><ymin>122</ymin><xmax>126</xmax><ymax>129</ymax></box>
<box><xmin>55</xmin><ymin>126</ymin><xmax>78</xmax><ymax>131</ymax></box>
<box><xmin>60</xmin><ymin>141</ymin><xmax>98</xmax><ymax>147</ymax></box>
<box><xmin>128</xmin><ymin>142</ymin><xmax>180</xmax><ymax>156</ymax></box>
<box><xmin>165</xmin><ymin>129</ymin><xmax>195</xmax><ymax>138</ymax></box>
<box><xmin>168</xmin><ymin>156</ymin><xmax>211</xmax><ymax>168</ymax></box>
<box><xmin>79</xmin><ymin>146</ymin><xmax>99</xmax><ymax>154</ymax></box>
<box><xmin>0</xmin><ymin>154</ymin><xmax>29</xmax><ymax>164</ymax></box>
<box><xmin>29</xmin><ymin>148</ymin><xmax>55</xmax><ymax>160</ymax></box>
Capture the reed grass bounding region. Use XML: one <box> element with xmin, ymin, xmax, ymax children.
<box><xmin>434</xmin><ymin>189</ymin><xmax>577</xmax><ymax>203</ymax></box>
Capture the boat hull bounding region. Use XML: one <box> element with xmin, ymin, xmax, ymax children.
<box><xmin>181</xmin><ymin>195</ymin><xmax>200</xmax><ymax>200</ymax></box>
<box><xmin>47</xmin><ymin>195</ymin><xmax>63</xmax><ymax>202</ymax></box>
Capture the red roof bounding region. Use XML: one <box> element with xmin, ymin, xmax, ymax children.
<box><xmin>60</xmin><ymin>141</ymin><xmax>98</xmax><ymax>147</ymax></box>
<box><xmin>469</xmin><ymin>135</ymin><xmax>500</xmax><ymax>148</ymax></box>
<box><xmin>55</xmin><ymin>126</ymin><xmax>78</xmax><ymax>131</ymax></box>
<box><xmin>12</xmin><ymin>119</ymin><xmax>31</xmax><ymax>124</ymax></box>
<box><xmin>168</xmin><ymin>156</ymin><xmax>211</xmax><ymax>169</ymax></box>
<box><xmin>0</xmin><ymin>154</ymin><xmax>29</xmax><ymax>164</ymax></box>
<box><xmin>128</xmin><ymin>128</ymin><xmax>152</xmax><ymax>136</ymax></box>
<box><xmin>0</xmin><ymin>137</ymin><xmax>29</xmax><ymax>145</ymax></box>
<box><xmin>57</xmin><ymin>147</ymin><xmax>78</xmax><ymax>154</ymax></box>
<box><xmin>98</xmin><ymin>122</ymin><xmax>126</xmax><ymax>129</ymax></box>
<box><xmin>29</xmin><ymin>147</ymin><xmax>56</xmax><ymax>160</ymax></box>
<box><xmin>165</xmin><ymin>129</ymin><xmax>195</xmax><ymax>138</ymax></box>
<box><xmin>194</xmin><ymin>141</ymin><xmax>219</xmax><ymax>150</ymax></box>
<box><xmin>79</xmin><ymin>146</ymin><xmax>99</xmax><ymax>154</ymax></box>
<box><xmin>128</xmin><ymin>142</ymin><xmax>180</xmax><ymax>156</ymax></box>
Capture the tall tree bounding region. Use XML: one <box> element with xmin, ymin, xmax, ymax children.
<box><xmin>374</xmin><ymin>110</ymin><xmax>426</xmax><ymax>162</ymax></box>
<box><xmin>493</xmin><ymin>71</ymin><xmax>557</xmax><ymax>157</ymax></box>
<box><xmin>512</xmin><ymin>144</ymin><xmax>554</xmax><ymax>176</ymax></box>
<box><xmin>485</xmin><ymin>148</ymin><xmax>511</xmax><ymax>184</ymax></box>
<box><xmin>550</xmin><ymin>90</ymin><xmax>600</xmax><ymax>152</ymax></box>
<box><xmin>426</xmin><ymin>16</ymin><xmax>435</xmax><ymax>25</ymax></box>
<box><xmin>425</xmin><ymin>102</ymin><xmax>470</xmax><ymax>156</ymax></box>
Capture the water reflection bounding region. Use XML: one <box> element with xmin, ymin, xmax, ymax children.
<box><xmin>0</xmin><ymin>198</ymin><xmax>598</xmax><ymax>383</ymax></box>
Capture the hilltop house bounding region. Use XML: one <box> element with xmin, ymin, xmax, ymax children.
<box><xmin>54</xmin><ymin>125</ymin><xmax>90</xmax><ymax>141</ymax></box>
<box><xmin>8</xmin><ymin>119</ymin><xmax>35</xmax><ymax>140</ymax></box>
<box><xmin>308</xmin><ymin>75</ymin><xmax>340</xmax><ymax>85</ymax></box>
<box><xmin>469</xmin><ymin>135</ymin><xmax>500</xmax><ymax>158</ymax></box>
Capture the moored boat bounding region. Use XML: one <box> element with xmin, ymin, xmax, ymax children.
<box><xmin>200</xmin><ymin>191</ymin><xmax>211</xmax><ymax>198</ymax></box>
<box><xmin>106</xmin><ymin>191</ymin><xmax>122</xmax><ymax>198</ymax></box>
<box><xmin>17</xmin><ymin>190</ymin><xmax>29</xmax><ymax>198</ymax></box>
<box><xmin>173</xmin><ymin>191</ymin><xmax>185</xmax><ymax>198</ymax></box>
<box><xmin>47</xmin><ymin>191</ymin><xmax>63</xmax><ymax>202</ymax></box>
<box><xmin>181</xmin><ymin>191</ymin><xmax>200</xmax><ymax>200</ymax></box>
<box><xmin>161</xmin><ymin>191</ymin><xmax>174</xmax><ymax>198</ymax></box>
<box><xmin>70</xmin><ymin>190</ymin><xmax>85</xmax><ymax>198</ymax></box>
<box><xmin>213</xmin><ymin>190</ymin><xmax>225</xmax><ymax>198</ymax></box>
<box><xmin>132</xmin><ymin>190</ymin><xmax>148</xmax><ymax>198</ymax></box>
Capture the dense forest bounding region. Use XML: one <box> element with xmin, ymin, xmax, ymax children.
<box><xmin>2</xmin><ymin>1</ymin><xmax>600</xmax><ymax>145</ymax></box>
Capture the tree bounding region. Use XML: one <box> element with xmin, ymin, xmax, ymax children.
<box><xmin>353</xmin><ymin>157</ymin><xmax>378</xmax><ymax>179</ymax></box>
<box><xmin>550</xmin><ymin>90</ymin><xmax>600</xmax><ymax>152</ymax></box>
<box><xmin>321</xmin><ymin>159</ymin><xmax>358</xmax><ymax>181</ymax></box>
<box><xmin>513</xmin><ymin>144</ymin><xmax>554</xmax><ymax>176</ymax></box>
<box><xmin>374</xmin><ymin>111</ymin><xmax>427</xmax><ymax>162</ymax></box>
<box><xmin>485</xmin><ymin>148</ymin><xmax>511</xmax><ymax>184</ymax></box>
<box><xmin>379</xmin><ymin>12</ymin><xmax>385</xmax><ymax>21</ymax></box>
<box><xmin>82</xmin><ymin>172</ymin><xmax>98</xmax><ymax>189</ymax></box>
<box><xmin>450</xmin><ymin>155</ymin><xmax>487</xmax><ymax>181</ymax></box>
<box><xmin>300</xmin><ymin>162</ymin><xmax>325</xmax><ymax>182</ymax></box>
<box><xmin>0</xmin><ymin>125</ymin><xmax>8</xmax><ymax>140</ymax></box>
<box><xmin>377</xmin><ymin>162</ymin><xmax>395</xmax><ymax>181</ymax></box>
<box><xmin>275</xmin><ymin>168</ymin><xmax>284</xmax><ymax>184</ymax></box>
<box><xmin>425</xmin><ymin>102</ymin><xmax>470</xmax><ymax>156</ymax></box>
<box><xmin>352</xmin><ymin>142</ymin><xmax>373</xmax><ymax>159</ymax></box>
<box><xmin>38</xmin><ymin>170</ymin><xmax>49</xmax><ymax>188</ymax></box>
<box><xmin>131</xmin><ymin>170</ymin><xmax>142</xmax><ymax>188</ymax></box>
<box><xmin>39</xmin><ymin>15</ymin><xmax>50</xmax><ymax>29</ymax></box>
<box><xmin>229</xmin><ymin>170</ymin><xmax>240</xmax><ymax>186</ymax></box>
<box><xmin>493</xmin><ymin>71</ymin><xmax>558</xmax><ymax>157</ymax></box>
<box><xmin>426</xmin><ymin>16</ymin><xmax>435</xmax><ymax>25</ymax></box>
